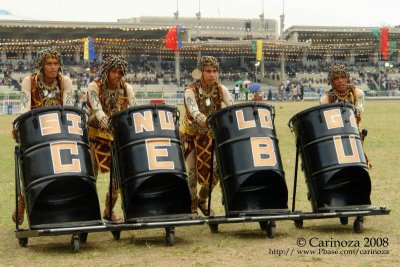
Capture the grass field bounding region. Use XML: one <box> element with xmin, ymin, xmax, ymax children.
<box><xmin>0</xmin><ymin>100</ymin><xmax>399</xmax><ymax>266</ymax></box>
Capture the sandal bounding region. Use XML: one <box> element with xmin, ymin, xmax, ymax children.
<box><xmin>198</xmin><ymin>201</ymin><xmax>215</xmax><ymax>217</ymax></box>
<box><xmin>103</xmin><ymin>210</ymin><xmax>123</xmax><ymax>222</ymax></box>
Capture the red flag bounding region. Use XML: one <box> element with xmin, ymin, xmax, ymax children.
<box><xmin>380</xmin><ymin>28</ymin><xmax>389</xmax><ymax>60</ymax></box>
<box><xmin>165</xmin><ymin>26</ymin><xmax>178</xmax><ymax>51</ymax></box>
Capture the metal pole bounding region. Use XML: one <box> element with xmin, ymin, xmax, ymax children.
<box><xmin>207</xmin><ymin>139</ymin><xmax>215</xmax><ymax>217</ymax></box>
<box><xmin>291</xmin><ymin>142</ymin><xmax>300</xmax><ymax>212</ymax></box>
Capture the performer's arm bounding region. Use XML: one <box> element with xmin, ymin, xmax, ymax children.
<box><xmin>184</xmin><ymin>88</ymin><xmax>207</xmax><ymax>127</ymax></box>
<box><xmin>19</xmin><ymin>76</ymin><xmax>31</xmax><ymax>114</ymax></box>
<box><xmin>221</xmin><ymin>85</ymin><xmax>233</xmax><ymax>106</ymax></box>
<box><xmin>126</xmin><ymin>83</ymin><xmax>138</xmax><ymax>107</ymax></box>
<box><xmin>87</xmin><ymin>83</ymin><xmax>108</xmax><ymax>129</ymax></box>
<box><xmin>319</xmin><ymin>93</ymin><xmax>330</xmax><ymax>105</ymax></box>
<box><xmin>62</xmin><ymin>76</ymin><xmax>75</xmax><ymax>106</ymax></box>
<box><xmin>354</xmin><ymin>88</ymin><xmax>365</xmax><ymax>119</ymax></box>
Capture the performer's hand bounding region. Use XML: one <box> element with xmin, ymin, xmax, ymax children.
<box><xmin>99</xmin><ymin>116</ymin><xmax>109</xmax><ymax>130</ymax></box>
<box><xmin>199</xmin><ymin>120</ymin><xmax>208</xmax><ymax>128</ymax></box>
<box><xmin>11</xmin><ymin>129</ymin><xmax>17</xmax><ymax>140</ymax></box>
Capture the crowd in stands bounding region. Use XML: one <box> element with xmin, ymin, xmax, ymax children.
<box><xmin>2</xmin><ymin>58</ymin><xmax>400</xmax><ymax>93</ymax></box>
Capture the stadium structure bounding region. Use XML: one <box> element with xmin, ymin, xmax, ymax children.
<box><xmin>1</xmin><ymin>12</ymin><xmax>400</xmax><ymax>113</ymax></box>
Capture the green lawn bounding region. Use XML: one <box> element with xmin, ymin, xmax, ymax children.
<box><xmin>0</xmin><ymin>100</ymin><xmax>398</xmax><ymax>266</ymax></box>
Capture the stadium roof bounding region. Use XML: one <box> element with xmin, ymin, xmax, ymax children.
<box><xmin>0</xmin><ymin>20</ymin><xmax>168</xmax><ymax>40</ymax></box>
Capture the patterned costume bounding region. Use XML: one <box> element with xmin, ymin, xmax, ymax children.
<box><xmin>13</xmin><ymin>48</ymin><xmax>74</xmax><ymax>225</ymax></box>
<box><xmin>181</xmin><ymin>80</ymin><xmax>223</xmax><ymax>184</ymax></box>
<box><xmin>87</xmin><ymin>56</ymin><xmax>137</xmax><ymax>221</ymax></box>
<box><xmin>180</xmin><ymin>56</ymin><xmax>233</xmax><ymax>216</ymax></box>
<box><xmin>87</xmin><ymin>79</ymin><xmax>131</xmax><ymax>173</ymax></box>
<box><xmin>320</xmin><ymin>64</ymin><xmax>371</xmax><ymax>168</ymax></box>
<box><xmin>320</xmin><ymin>65</ymin><xmax>365</xmax><ymax>125</ymax></box>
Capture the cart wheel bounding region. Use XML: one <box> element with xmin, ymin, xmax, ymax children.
<box><xmin>340</xmin><ymin>217</ymin><xmax>348</xmax><ymax>225</ymax></box>
<box><xmin>294</xmin><ymin>219</ymin><xmax>303</xmax><ymax>229</ymax></box>
<box><xmin>209</xmin><ymin>223</ymin><xmax>219</xmax><ymax>233</ymax></box>
<box><xmin>259</xmin><ymin>221</ymin><xmax>267</xmax><ymax>231</ymax></box>
<box><xmin>71</xmin><ymin>235</ymin><xmax>80</xmax><ymax>253</ymax></box>
<box><xmin>353</xmin><ymin>217</ymin><xmax>364</xmax><ymax>234</ymax></box>
<box><xmin>165</xmin><ymin>227</ymin><xmax>175</xmax><ymax>246</ymax></box>
<box><xmin>79</xmin><ymin>232</ymin><xmax>88</xmax><ymax>243</ymax></box>
<box><xmin>111</xmin><ymin>230</ymin><xmax>121</xmax><ymax>240</ymax></box>
<box><xmin>266</xmin><ymin>221</ymin><xmax>276</xmax><ymax>239</ymax></box>
<box><xmin>18</xmin><ymin>238</ymin><xmax>28</xmax><ymax>247</ymax></box>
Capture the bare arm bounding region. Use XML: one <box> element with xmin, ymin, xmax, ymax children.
<box><xmin>354</xmin><ymin>88</ymin><xmax>365</xmax><ymax>116</ymax></box>
<box><xmin>184</xmin><ymin>88</ymin><xmax>207</xmax><ymax>127</ymax></box>
<box><xmin>87</xmin><ymin>82</ymin><xmax>108</xmax><ymax>129</ymax></box>
<box><xmin>319</xmin><ymin>94</ymin><xmax>330</xmax><ymax>105</ymax></box>
<box><xmin>220</xmin><ymin>85</ymin><xmax>233</xmax><ymax>107</ymax></box>
<box><xmin>126</xmin><ymin>83</ymin><xmax>138</xmax><ymax>107</ymax></box>
<box><xmin>20</xmin><ymin>76</ymin><xmax>31</xmax><ymax>114</ymax></box>
<box><xmin>62</xmin><ymin>76</ymin><xmax>75</xmax><ymax>106</ymax></box>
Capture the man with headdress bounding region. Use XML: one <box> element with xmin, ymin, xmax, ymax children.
<box><xmin>180</xmin><ymin>56</ymin><xmax>233</xmax><ymax>216</ymax></box>
<box><xmin>87</xmin><ymin>56</ymin><xmax>137</xmax><ymax>221</ymax></box>
<box><xmin>320</xmin><ymin>64</ymin><xmax>365</xmax><ymax>125</ymax></box>
<box><xmin>12</xmin><ymin>48</ymin><xmax>74</xmax><ymax>225</ymax></box>
<box><xmin>320</xmin><ymin>64</ymin><xmax>371</xmax><ymax>168</ymax></box>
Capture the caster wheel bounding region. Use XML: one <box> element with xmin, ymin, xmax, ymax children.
<box><xmin>294</xmin><ymin>219</ymin><xmax>303</xmax><ymax>229</ymax></box>
<box><xmin>79</xmin><ymin>232</ymin><xmax>88</xmax><ymax>243</ymax></box>
<box><xmin>165</xmin><ymin>228</ymin><xmax>175</xmax><ymax>246</ymax></box>
<box><xmin>18</xmin><ymin>238</ymin><xmax>28</xmax><ymax>247</ymax></box>
<box><xmin>340</xmin><ymin>217</ymin><xmax>349</xmax><ymax>225</ymax></box>
<box><xmin>259</xmin><ymin>221</ymin><xmax>267</xmax><ymax>231</ymax></box>
<box><xmin>111</xmin><ymin>230</ymin><xmax>121</xmax><ymax>240</ymax></box>
<box><xmin>209</xmin><ymin>224</ymin><xmax>219</xmax><ymax>233</ymax></box>
<box><xmin>71</xmin><ymin>235</ymin><xmax>80</xmax><ymax>253</ymax></box>
<box><xmin>266</xmin><ymin>221</ymin><xmax>276</xmax><ymax>239</ymax></box>
<box><xmin>353</xmin><ymin>217</ymin><xmax>364</xmax><ymax>234</ymax></box>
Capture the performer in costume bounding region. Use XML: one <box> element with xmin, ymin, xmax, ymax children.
<box><xmin>12</xmin><ymin>48</ymin><xmax>74</xmax><ymax>225</ymax></box>
<box><xmin>180</xmin><ymin>56</ymin><xmax>233</xmax><ymax>216</ymax></box>
<box><xmin>320</xmin><ymin>64</ymin><xmax>371</xmax><ymax>168</ymax></box>
<box><xmin>320</xmin><ymin>64</ymin><xmax>365</xmax><ymax>125</ymax></box>
<box><xmin>87</xmin><ymin>56</ymin><xmax>137</xmax><ymax>221</ymax></box>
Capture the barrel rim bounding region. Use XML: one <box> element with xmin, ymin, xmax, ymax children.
<box><xmin>13</xmin><ymin>105</ymin><xmax>84</xmax><ymax>130</ymax></box>
<box><xmin>288</xmin><ymin>102</ymin><xmax>355</xmax><ymax>126</ymax></box>
<box><xmin>110</xmin><ymin>104</ymin><xmax>177</xmax><ymax>123</ymax></box>
<box><xmin>208</xmin><ymin>101</ymin><xmax>274</xmax><ymax>124</ymax></box>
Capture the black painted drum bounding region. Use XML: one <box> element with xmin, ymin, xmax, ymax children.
<box><xmin>13</xmin><ymin>106</ymin><xmax>102</xmax><ymax>229</ymax></box>
<box><xmin>208</xmin><ymin>102</ymin><xmax>288</xmax><ymax>217</ymax></box>
<box><xmin>288</xmin><ymin>103</ymin><xmax>371</xmax><ymax>212</ymax></box>
<box><xmin>110</xmin><ymin>104</ymin><xmax>191</xmax><ymax>222</ymax></box>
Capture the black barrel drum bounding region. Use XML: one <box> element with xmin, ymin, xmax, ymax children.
<box><xmin>14</xmin><ymin>106</ymin><xmax>102</xmax><ymax>229</ymax></box>
<box><xmin>208</xmin><ymin>103</ymin><xmax>289</xmax><ymax>217</ymax></box>
<box><xmin>110</xmin><ymin>105</ymin><xmax>191</xmax><ymax>222</ymax></box>
<box><xmin>289</xmin><ymin>103</ymin><xmax>372</xmax><ymax>212</ymax></box>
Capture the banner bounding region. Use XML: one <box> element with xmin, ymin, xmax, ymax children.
<box><xmin>380</xmin><ymin>28</ymin><xmax>389</xmax><ymax>60</ymax></box>
<box><xmin>165</xmin><ymin>24</ymin><xmax>182</xmax><ymax>51</ymax></box>
<box><xmin>371</xmin><ymin>28</ymin><xmax>380</xmax><ymax>40</ymax></box>
<box><xmin>256</xmin><ymin>40</ymin><xmax>263</xmax><ymax>61</ymax></box>
<box><xmin>389</xmin><ymin>41</ymin><xmax>396</xmax><ymax>59</ymax></box>
<box><xmin>83</xmin><ymin>37</ymin><xmax>96</xmax><ymax>60</ymax></box>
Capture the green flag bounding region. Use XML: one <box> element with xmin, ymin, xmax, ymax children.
<box><xmin>372</xmin><ymin>28</ymin><xmax>380</xmax><ymax>40</ymax></box>
<box><xmin>251</xmin><ymin>40</ymin><xmax>257</xmax><ymax>53</ymax></box>
<box><xmin>389</xmin><ymin>41</ymin><xmax>396</xmax><ymax>58</ymax></box>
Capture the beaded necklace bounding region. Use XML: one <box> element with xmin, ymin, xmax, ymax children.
<box><xmin>38</xmin><ymin>75</ymin><xmax>60</xmax><ymax>106</ymax></box>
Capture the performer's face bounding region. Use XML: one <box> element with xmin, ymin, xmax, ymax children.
<box><xmin>107</xmin><ymin>68</ymin><xmax>123</xmax><ymax>88</ymax></box>
<box><xmin>202</xmin><ymin>65</ymin><xmax>218</xmax><ymax>86</ymax></box>
<box><xmin>43</xmin><ymin>57</ymin><xmax>59</xmax><ymax>80</ymax></box>
<box><xmin>332</xmin><ymin>76</ymin><xmax>348</xmax><ymax>93</ymax></box>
